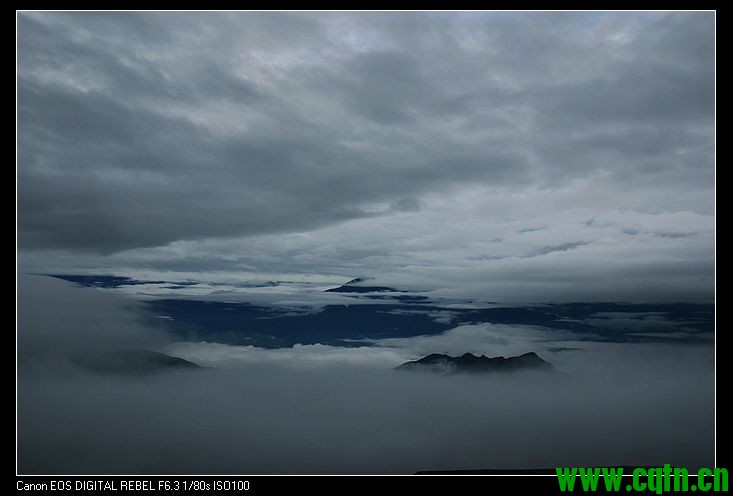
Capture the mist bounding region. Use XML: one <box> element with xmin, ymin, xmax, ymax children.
<box><xmin>18</xmin><ymin>274</ymin><xmax>167</xmax><ymax>359</ymax></box>
<box><xmin>17</xmin><ymin>275</ymin><xmax>714</xmax><ymax>474</ymax></box>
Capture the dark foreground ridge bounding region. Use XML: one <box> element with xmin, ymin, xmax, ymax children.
<box><xmin>416</xmin><ymin>466</ymin><xmax>645</xmax><ymax>475</ymax></box>
<box><xmin>396</xmin><ymin>351</ymin><xmax>553</xmax><ymax>374</ymax></box>
<box><xmin>72</xmin><ymin>349</ymin><xmax>204</xmax><ymax>375</ymax></box>
<box><xmin>416</xmin><ymin>468</ymin><xmax>558</xmax><ymax>474</ymax></box>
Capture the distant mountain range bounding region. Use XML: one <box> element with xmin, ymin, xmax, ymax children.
<box><xmin>44</xmin><ymin>274</ymin><xmax>715</xmax><ymax>348</ymax></box>
<box><xmin>325</xmin><ymin>277</ymin><xmax>403</xmax><ymax>293</ymax></box>
<box><xmin>71</xmin><ymin>349</ymin><xmax>204</xmax><ymax>375</ymax></box>
<box><xmin>396</xmin><ymin>352</ymin><xmax>553</xmax><ymax>374</ymax></box>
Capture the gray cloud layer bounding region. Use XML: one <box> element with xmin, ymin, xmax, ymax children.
<box><xmin>18</xmin><ymin>12</ymin><xmax>715</xmax><ymax>302</ymax></box>
<box><xmin>18</xmin><ymin>276</ymin><xmax>715</xmax><ymax>474</ymax></box>
<box><xmin>19</xmin><ymin>13</ymin><xmax>712</xmax><ymax>248</ymax></box>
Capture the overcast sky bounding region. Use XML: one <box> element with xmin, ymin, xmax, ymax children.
<box><xmin>18</xmin><ymin>12</ymin><xmax>715</xmax><ymax>302</ymax></box>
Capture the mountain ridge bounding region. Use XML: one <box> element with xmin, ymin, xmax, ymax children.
<box><xmin>325</xmin><ymin>277</ymin><xmax>403</xmax><ymax>293</ymax></box>
<box><xmin>71</xmin><ymin>349</ymin><xmax>205</xmax><ymax>375</ymax></box>
<box><xmin>396</xmin><ymin>351</ymin><xmax>553</xmax><ymax>374</ymax></box>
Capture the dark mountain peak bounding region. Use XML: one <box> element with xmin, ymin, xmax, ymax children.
<box><xmin>513</xmin><ymin>351</ymin><xmax>548</xmax><ymax>366</ymax></box>
<box><xmin>396</xmin><ymin>352</ymin><xmax>553</xmax><ymax>375</ymax></box>
<box><xmin>418</xmin><ymin>353</ymin><xmax>452</xmax><ymax>362</ymax></box>
<box><xmin>325</xmin><ymin>276</ymin><xmax>403</xmax><ymax>293</ymax></box>
<box><xmin>71</xmin><ymin>349</ymin><xmax>205</xmax><ymax>375</ymax></box>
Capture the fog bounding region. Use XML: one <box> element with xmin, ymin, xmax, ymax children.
<box><xmin>17</xmin><ymin>275</ymin><xmax>714</xmax><ymax>474</ymax></box>
<box><xmin>18</xmin><ymin>273</ymin><xmax>167</xmax><ymax>358</ymax></box>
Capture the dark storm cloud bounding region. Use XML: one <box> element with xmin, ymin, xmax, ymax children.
<box><xmin>18</xmin><ymin>12</ymin><xmax>714</xmax><ymax>254</ymax></box>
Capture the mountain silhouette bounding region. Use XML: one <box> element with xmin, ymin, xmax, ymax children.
<box><xmin>396</xmin><ymin>352</ymin><xmax>553</xmax><ymax>374</ymax></box>
<box><xmin>71</xmin><ymin>349</ymin><xmax>204</xmax><ymax>375</ymax></box>
<box><xmin>325</xmin><ymin>277</ymin><xmax>402</xmax><ymax>293</ymax></box>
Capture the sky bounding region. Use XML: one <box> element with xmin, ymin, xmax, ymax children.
<box><xmin>17</xmin><ymin>11</ymin><xmax>714</xmax><ymax>303</ymax></box>
<box><xmin>16</xmin><ymin>12</ymin><xmax>716</xmax><ymax>474</ymax></box>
